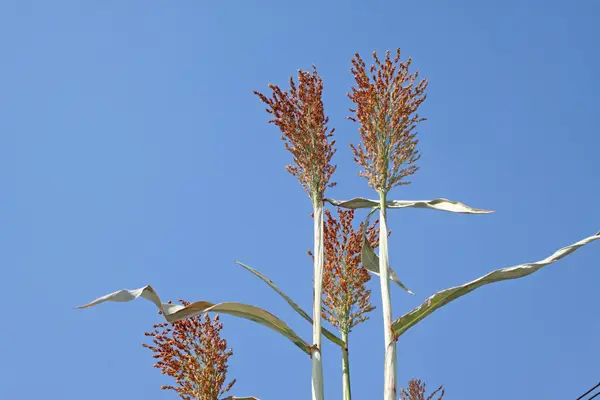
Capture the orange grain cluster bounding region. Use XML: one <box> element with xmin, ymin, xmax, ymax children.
<box><xmin>315</xmin><ymin>208</ymin><xmax>378</xmax><ymax>334</ymax></box>
<box><xmin>255</xmin><ymin>67</ymin><xmax>336</xmax><ymax>204</ymax></box>
<box><xmin>399</xmin><ymin>379</ymin><xmax>445</xmax><ymax>400</ymax></box>
<box><xmin>143</xmin><ymin>302</ymin><xmax>235</xmax><ymax>400</ymax></box>
<box><xmin>348</xmin><ymin>49</ymin><xmax>428</xmax><ymax>192</ymax></box>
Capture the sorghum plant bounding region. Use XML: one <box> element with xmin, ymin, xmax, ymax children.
<box><xmin>77</xmin><ymin>48</ymin><xmax>600</xmax><ymax>400</ymax></box>
<box><xmin>320</xmin><ymin>209</ymin><xmax>377</xmax><ymax>335</ymax></box>
<box><xmin>348</xmin><ymin>48</ymin><xmax>428</xmax><ymax>400</ymax></box>
<box><xmin>143</xmin><ymin>302</ymin><xmax>235</xmax><ymax>400</ymax></box>
<box><xmin>319</xmin><ymin>208</ymin><xmax>378</xmax><ymax>400</ymax></box>
<box><xmin>255</xmin><ymin>66</ymin><xmax>336</xmax><ymax>400</ymax></box>
<box><xmin>399</xmin><ymin>379</ymin><xmax>445</xmax><ymax>400</ymax></box>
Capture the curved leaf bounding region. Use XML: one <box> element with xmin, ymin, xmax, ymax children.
<box><xmin>235</xmin><ymin>261</ymin><xmax>345</xmax><ymax>348</ymax></box>
<box><xmin>326</xmin><ymin>197</ymin><xmax>493</xmax><ymax>214</ymax></box>
<box><xmin>222</xmin><ymin>396</ymin><xmax>260</xmax><ymax>400</ymax></box>
<box><xmin>77</xmin><ymin>285</ymin><xmax>311</xmax><ymax>355</ymax></box>
<box><xmin>361</xmin><ymin>236</ymin><xmax>413</xmax><ymax>295</ymax></box>
<box><xmin>359</xmin><ymin>207</ymin><xmax>413</xmax><ymax>294</ymax></box>
<box><xmin>391</xmin><ymin>231</ymin><xmax>600</xmax><ymax>337</ymax></box>
<box><xmin>326</xmin><ymin>198</ymin><xmax>380</xmax><ymax>209</ymax></box>
<box><xmin>386</xmin><ymin>198</ymin><xmax>494</xmax><ymax>214</ymax></box>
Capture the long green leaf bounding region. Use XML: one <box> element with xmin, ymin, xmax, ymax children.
<box><xmin>391</xmin><ymin>231</ymin><xmax>600</xmax><ymax>337</ymax></box>
<box><xmin>235</xmin><ymin>261</ymin><xmax>345</xmax><ymax>348</ymax></box>
<box><xmin>77</xmin><ymin>285</ymin><xmax>312</xmax><ymax>355</ymax></box>
<box><xmin>359</xmin><ymin>207</ymin><xmax>413</xmax><ymax>294</ymax></box>
<box><xmin>361</xmin><ymin>236</ymin><xmax>413</xmax><ymax>295</ymax></box>
<box><xmin>326</xmin><ymin>197</ymin><xmax>494</xmax><ymax>214</ymax></box>
<box><xmin>326</xmin><ymin>198</ymin><xmax>381</xmax><ymax>209</ymax></box>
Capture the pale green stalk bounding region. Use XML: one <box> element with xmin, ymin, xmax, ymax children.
<box><xmin>312</xmin><ymin>200</ymin><xmax>325</xmax><ymax>400</ymax></box>
<box><xmin>378</xmin><ymin>190</ymin><xmax>396</xmax><ymax>400</ymax></box>
<box><xmin>341</xmin><ymin>331</ymin><xmax>351</xmax><ymax>400</ymax></box>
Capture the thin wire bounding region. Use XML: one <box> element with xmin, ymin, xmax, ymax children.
<box><xmin>587</xmin><ymin>391</ymin><xmax>600</xmax><ymax>400</ymax></box>
<box><xmin>576</xmin><ymin>383</ymin><xmax>600</xmax><ymax>400</ymax></box>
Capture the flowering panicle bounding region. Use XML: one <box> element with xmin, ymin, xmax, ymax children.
<box><xmin>309</xmin><ymin>208</ymin><xmax>378</xmax><ymax>334</ymax></box>
<box><xmin>254</xmin><ymin>67</ymin><xmax>337</xmax><ymax>204</ymax></box>
<box><xmin>399</xmin><ymin>379</ymin><xmax>445</xmax><ymax>400</ymax></box>
<box><xmin>143</xmin><ymin>301</ymin><xmax>235</xmax><ymax>400</ymax></box>
<box><xmin>348</xmin><ymin>49</ymin><xmax>428</xmax><ymax>192</ymax></box>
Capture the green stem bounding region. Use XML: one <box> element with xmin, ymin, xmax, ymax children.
<box><xmin>311</xmin><ymin>200</ymin><xmax>325</xmax><ymax>400</ymax></box>
<box><xmin>378</xmin><ymin>190</ymin><xmax>396</xmax><ymax>400</ymax></box>
<box><xmin>342</xmin><ymin>331</ymin><xmax>351</xmax><ymax>400</ymax></box>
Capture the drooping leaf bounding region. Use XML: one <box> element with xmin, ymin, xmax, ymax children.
<box><xmin>235</xmin><ymin>261</ymin><xmax>345</xmax><ymax>348</ymax></box>
<box><xmin>386</xmin><ymin>198</ymin><xmax>494</xmax><ymax>214</ymax></box>
<box><xmin>77</xmin><ymin>285</ymin><xmax>312</xmax><ymax>355</ymax></box>
<box><xmin>222</xmin><ymin>396</ymin><xmax>260</xmax><ymax>400</ymax></box>
<box><xmin>361</xmin><ymin>236</ymin><xmax>413</xmax><ymax>295</ymax></box>
<box><xmin>391</xmin><ymin>231</ymin><xmax>600</xmax><ymax>337</ymax></box>
<box><xmin>359</xmin><ymin>207</ymin><xmax>413</xmax><ymax>294</ymax></box>
<box><xmin>326</xmin><ymin>198</ymin><xmax>381</xmax><ymax>209</ymax></box>
<box><xmin>326</xmin><ymin>197</ymin><xmax>493</xmax><ymax>214</ymax></box>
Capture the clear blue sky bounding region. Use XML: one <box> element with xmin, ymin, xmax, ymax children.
<box><xmin>1</xmin><ymin>1</ymin><xmax>598</xmax><ymax>399</ymax></box>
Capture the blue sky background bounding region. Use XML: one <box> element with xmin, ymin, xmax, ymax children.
<box><xmin>1</xmin><ymin>1</ymin><xmax>599</xmax><ymax>399</ymax></box>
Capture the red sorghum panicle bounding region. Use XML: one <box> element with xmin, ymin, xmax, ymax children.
<box><xmin>142</xmin><ymin>301</ymin><xmax>235</xmax><ymax>400</ymax></box>
<box><xmin>399</xmin><ymin>379</ymin><xmax>445</xmax><ymax>400</ymax></box>
<box><xmin>348</xmin><ymin>49</ymin><xmax>428</xmax><ymax>192</ymax></box>
<box><xmin>254</xmin><ymin>67</ymin><xmax>336</xmax><ymax>205</ymax></box>
<box><xmin>309</xmin><ymin>208</ymin><xmax>378</xmax><ymax>334</ymax></box>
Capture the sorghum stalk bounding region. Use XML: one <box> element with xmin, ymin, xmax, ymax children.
<box><xmin>378</xmin><ymin>190</ymin><xmax>396</xmax><ymax>400</ymax></box>
<box><xmin>312</xmin><ymin>199</ymin><xmax>325</xmax><ymax>400</ymax></box>
<box><xmin>348</xmin><ymin>48</ymin><xmax>428</xmax><ymax>400</ymax></box>
<box><xmin>341</xmin><ymin>331</ymin><xmax>351</xmax><ymax>400</ymax></box>
<box><xmin>318</xmin><ymin>208</ymin><xmax>377</xmax><ymax>400</ymax></box>
<box><xmin>255</xmin><ymin>67</ymin><xmax>336</xmax><ymax>400</ymax></box>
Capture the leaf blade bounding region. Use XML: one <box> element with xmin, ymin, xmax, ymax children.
<box><xmin>326</xmin><ymin>197</ymin><xmax>493</xmax><ymax>214</ymax></box>
<box><xmin>235</xmin><ymin>261</ymin><xmax>345</xmax><ymax>348</ymax></box>
<box><xmin>359</xmin><ymin>207</ymin><xmax>413</xmax><ymax>294</ymax></box>
<box><xmin>391</xmin><ymin>231</ymin><xmax>600</xmax><ymax>337</ymax></box>
<box><xmin>77</xmin><ymin>285</ymin><xmax>312</xmax><ymax>355</ymax></box>
<box><xmin>361</xmin><ymin>238</ymin><xmax>414</xmax><ymax>295</ymax></box>
<box><xmin>386</xmin><ymin>198</ymin><xmax>494</xmax><ymax>214</ymax></box>
<box><xmin>326</xmin><ymin>198</ymin><xmax>379</xmax><ymax>209</ymax></box>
